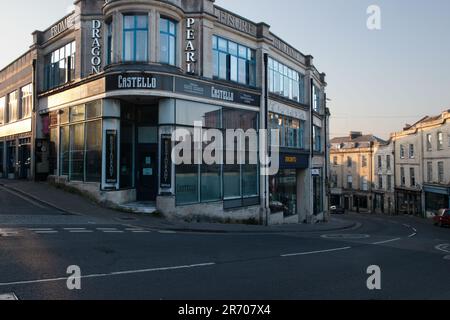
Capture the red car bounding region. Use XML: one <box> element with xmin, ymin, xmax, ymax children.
<box><xmin>434</xmin><ymin>209</ymin><xmax>450</xmax><ymax>227</ymax></box>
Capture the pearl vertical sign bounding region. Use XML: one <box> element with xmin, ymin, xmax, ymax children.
<box><xmin>185</xmin><ymin>18</ymin><xmax>196</xmax><ymax>74</ymax></box>
<box><xmin>91</xmin><ymin>20</ymin><xmax>102</xmax><ymax>74</ymax></box>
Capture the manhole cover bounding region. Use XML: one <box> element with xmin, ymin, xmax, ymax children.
<box><xmin>321</xmin><ymin>234</ymin><xmax>370</xmax><ymax>239</ymax></box>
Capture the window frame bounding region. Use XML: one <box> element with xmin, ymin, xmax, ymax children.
<box><xmin>123</xmin><ymin>14</ymin><xmax>149</xmax><ymax>62</ymax></box>
<box><xmin>159</xmin><ymin>17</ymin><xmax>177</xmax><ymax>66</ymax></box>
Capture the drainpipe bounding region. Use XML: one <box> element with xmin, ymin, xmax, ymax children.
<box><xmin>263</xmin><ymin>53</ymin><xmax>269</xmax><ymax>226</ymax></box>
<box><xmin>309</xmin><ymin>78</ymin><xmax>314</xmax><ymax>222</ymax></box>
<box><xmin>31</xmin><ymin>58</ymin><xmax>37</xmax><ymax>181</ymax></box>
<box><xmin>323</xmin><ymin>102</ymin><xmax>328</xmax><ymax>222</ymax></box>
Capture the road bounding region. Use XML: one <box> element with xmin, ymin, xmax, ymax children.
<box><xmin>0</xmin><ymin>186</ymin><xmax>450</xmax><ymax>300</ymax></box>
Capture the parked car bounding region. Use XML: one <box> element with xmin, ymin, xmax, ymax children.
<box><xmin>433</xmin><ymin>209</ymin><xmax>450</xmax><ymax>227</ymax></box>
<box><xmin>330</xmin><ymin>206</ymin><xmax>345</xmax><ymax>214</ymax></box>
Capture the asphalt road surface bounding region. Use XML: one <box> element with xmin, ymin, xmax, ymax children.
<box><xmin>1</xmin><ymin>187</ymin><xmax>449</xmax><ymax>300</ymax></box>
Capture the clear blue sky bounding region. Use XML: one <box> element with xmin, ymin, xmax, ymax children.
<box><xmin>1</xmin><ymin>0</ymin><xmax>449</xmax><ymax>139</ymax></box>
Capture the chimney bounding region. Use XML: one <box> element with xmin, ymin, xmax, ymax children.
<box><xmin>349</xmin><ymin>131</ymin><xmax>362</xmax><ymax>140</ymax></box>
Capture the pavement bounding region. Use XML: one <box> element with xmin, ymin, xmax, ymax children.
<box><xmin>1</xmin><ymin>179</ymin><xmax>450</xmax><ymax>300</ymax></box>
<box><xmin>0</xmin><ymin>179</ymin><xmax>357</xmax><ymax>233</ymax></box>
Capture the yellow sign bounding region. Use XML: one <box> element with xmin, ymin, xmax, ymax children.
<box><xmin>285</xmin><ymin>156</ymin><xmax>297</xmax><ymax>163</ymax></box>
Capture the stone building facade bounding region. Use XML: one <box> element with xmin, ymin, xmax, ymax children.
<box><xmin>0</xmin><ymin>0</ymin><xmax>329</xmax><ymax>225</ymax></box>
<box><xmin>330</xmin><ymin>132</ymin><xmax>385</xmax><ymax>213</ymax></box>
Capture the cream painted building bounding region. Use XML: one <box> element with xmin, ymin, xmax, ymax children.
<box><xmin>330</xmin><ymin>132</ymin><xmax>385</xmax><ymax>213</ymax></box>
<box><xmin>391</xmin><ymin>110</ymin><xmax>450</xmax><ymax>217</ymax></box>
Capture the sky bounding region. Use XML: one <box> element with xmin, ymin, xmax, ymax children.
<box><xmin>1</xmin><ymin>0</ymin><xmax>449</xmax><ymax>140</ymax></box>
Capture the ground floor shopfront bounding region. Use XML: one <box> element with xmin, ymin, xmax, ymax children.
<box><xmin>330</xmin><ymin>191</ymin><xmax>372</xmax><ymax>213</ymax></box>
<box><xmin>424</xmin><ymin>184</ymin><xmax>450</xmax><ymax>216</ymax></box>
<box><xmin>395</xmin><ymin>188</ymin><xmax>423</xmax><ymax>217</ymax></box>
<box><xmin>0</xmin><ymin>134</ymin><xmax>32</xmax><ymax>180</ymax></box>
<box><xmin>373</xmin><ymin>192</ymin><xmax>395</xmax><ymax>215</ymax></box>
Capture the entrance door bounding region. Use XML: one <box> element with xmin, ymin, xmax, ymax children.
<box><xmin>18</xmin><ymin>144</ymin><xmax>31</xmax><ymax>179</ymax></box>
<box><xmin>344</xmin><ymin>197</ymin><xmax>350</xmax><ymax>210</ymax></box>
<box><xmin>136</xmin><ymin>144</ymin><xmax>157</xmax><ymax>201</ymax></box>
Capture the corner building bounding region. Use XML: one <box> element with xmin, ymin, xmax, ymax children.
<box><xmin>4</xmin><ymin>0</ymin><xmax>329</xmax><ymax>224</ymax></box>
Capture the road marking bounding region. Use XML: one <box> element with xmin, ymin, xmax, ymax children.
<box><xmin>63</xmin><ymin>228</ymin><xmax>87</xmax><ymax>231</ymax></box>
<box><xmin>102</xmin><ymin>230</ymin><xmax>124</xmax><ymax>233</ymax></box>
<box><xmin>96</xmin><ymin>228</ymin><xmax>119</xmax><ymax>231</ymax></box>
<box><xmin>408</xmin><ymin>233</ymin><xmax>417</xmax><ymax>238</ymax></box>
<box><xmin>28</xmin><ymin>228</ymin><xmax>54</xmax><ymax>231</ymax></box>
<box><xmin>34</xmin><ymin>231</ymin><xmax>58</xmax><ymax>234</ymax></box>
<box><xmin>281</xmin><ymin>246</ymin><xmax>352</xmax><ymax>257</ymax></box>
<box><xmin>435</xmin><ymin>244</ymin><xmax>450</xmax><ymax>254</ymax></box>
<box><xmin>0</xmin><ymin>262</ymin><xmax>216</xmax><ymax>287</ymax></box>
<box><xmin>372</xmin><ymin>238</ymin><xmax>401</xmax><ymax>245</ymax></box>
<box><xmin>69</xmin><ymin>230</ymin><xmax>93</xmax><ymax>233</ymax></box>
<box><xmin>131</xmin><ymin>230</ymin><xmax>151</xmax><ymax>233</ymax></box>
<box><xmin>0</xmin><ymin>293</ymin><xmax>18</xmax><ymax>300</ymax></box>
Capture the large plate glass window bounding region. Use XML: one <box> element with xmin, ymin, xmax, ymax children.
<box><xmin>268</xmin><ymin>57</ymin><xmax>305</xmax><ymax>104</ymax></box>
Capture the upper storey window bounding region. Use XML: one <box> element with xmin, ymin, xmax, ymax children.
<box><xmin>44</xmin><ymin>42</ymin><xmax>76</xmax><ymax>91</ymax></box>
<box><xmin>212</xmin><ymin>35</ymin><xmax>256</xmax><ymax>87</ymax></box>
<box><xmin>312</xmin><ymin>84</ymin><xmax>321</xmax><ymax>113</ymax></box>
<box><xmin>160</xmin><ymin>18</ymin><xmax>177</xmax><ymax>66</ymax></box>
<box><xmin>268</xmin><ymin>57</ymin><xmax>305</xmax><ymax>104</ymax></box>
<box><xmin>123</xmin><ymin>15</ymin><xmax>148</xmax><ymax>62</ymax></box>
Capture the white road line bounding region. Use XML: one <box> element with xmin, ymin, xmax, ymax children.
<box><xmin>131</xmin><ymin>230</ymin><xmax>151</xmax><ymax>233</ymax></box>
<box><xmin>412</xmin><ymin>228</ymin><xmax>417</xmax><ymax>232</ymax></box>
<box><xmin>69</xmin><ymin>230</ymin><xmax>93</xmax><ymax>233</ymax></box>
<box><xmin>96</xmin><ymin>228</ymin><xmax>118</xmax><ymax>231</ymax></box>
<box><xmin>0</xmin><ymin>262</ymin><xmax>216</xmax><ymax>287</ymax></box>
<box><xmin>0</xmin><ymin>293</ymin><xmax>18</xmax><ymax>300</ymax></box>
<box><xmin>435</xmin><ymin>244</ymin><xmax>450</xmax><ymax>254</ymax></box>
<box><xmin>34</xmin><ymin>231</ymin><xmax>59</xmax><ymax>234</ymax></box>
<box><xmin>28</xmin><ymin>228</ymin><xmax>54</xmax><ymax>231</ymax></box>
<box><xmin>102</xmin><ymin>230</ymin><xmax>124</xmax><ymax>233</ymax></box>
<box><xmin>63</xmin><ymin>228</ymin><xmax>86</xmax><ymax>231</ymax></box>
<box><xmin>281</xmin><ymin>246</ymin><xmax>352</xmax><ymax>257</ymax></box>
<box><xmin>408</xmin><ymin>233</ymin><xmax>417</xmax><ymax>238</ymax></box>
<box><xmin>372</xmin><ymin>238</ymin><xmax>401</xmax><ymax>245</ymax></box>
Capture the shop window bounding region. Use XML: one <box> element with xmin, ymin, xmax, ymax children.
<box><xmin>176</xmin><ymin>101</ymin><xmax>222</xmax><ymax>128</ymax></box>
<box><xmin>269</xmin><ymin>169</ymin><xmax>297</xmax><ymax>217</ymax></box>
<box><xmin>268</xmin><ymin>57</ymin><xmax>305</xmax><ymax>103</ymax></box>
<box><xmin>70</xmin><ymin>105</ymin><xmax>85</xmax><ymax>122</ymax></box>
<box><xmin>85</xmin><ymin>121</ymin><xmax>102</xmax><ymax>182</ymax></box>
<box><xmin>21</xmin><ymin>84</ymin><xmax>32</xmax><ymax>119</ymax></box>
<box><xmin>7</xmin><ymin>91</ymin><xmax>18</xmax><ymax>123</ymax></box>
<box><xmin>425</xmin><ymin>192</ymin><xmax>448</xmax><ymax>214</ymax></box>
<box><xmin>212</xmin><ymin>35</ymin><xmax>256</xmax><ymax>87</ymax></box>
<box><xmin>313</xmin><ymin>169</ymin><xmax>323</xmax><ymax>214</ymax></box>
<box><xmin>160</xmin><ymin>17</ymin><xmax>177</xmax><ymax>66</ymax></box>
<box><xmin>44</xmin><ymin>41</ymin><xmax>76</xmax><ymax>90</ymax></box>
<box><xmin>7</xmin><ymin>140</ymin><xmax>16</xmax><ymax>175</ymax></box>
<box><xmin>0</xmin><ymin>96</ymin><xmax>4</xmax><ymax>125</ymax></box>
<box><xmin>60</xmin><ymin>126</ymin><xmax>70</xmax><ymax>176</ymax></box>
<box><xmin>175</xmin><ymin>108</ymin><xmax>259</xmax><ymax>206</ymax></box>
<box><xmin>70</xmin><ymin>123</ymin><xmax>85</xmax><ymax>181</ymax></box>
<box><xmin>123</xmin><ymin>15</ymin><xmax>148</xmax><ymax>62</ymax></box>
<box><xmin>86</xmin><ymin>100</ymin><xmax>102</xmax><ymax>119</ymax></box>
<box><xmin>0</xmin><ymin>142</ymin><xmax>4</xmax><ymax>177</ymax></box>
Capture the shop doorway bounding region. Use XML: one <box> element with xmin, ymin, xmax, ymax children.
<box><xmin>18</xmin><ymin>139</ymin><xmax>31</xmax><ymax>179</ymax></box>
<box><xmin>136</xmin><ymin>144</ymin><xmax>158</xmax><ymax>201</ymax></box>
